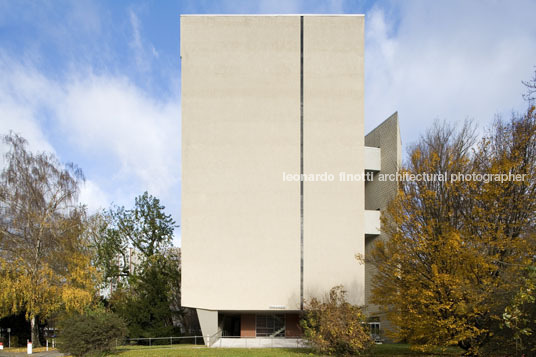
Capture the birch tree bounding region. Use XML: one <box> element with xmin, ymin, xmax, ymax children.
<box><xmin>0</xmin><ymin>133</ymin><xmax>97</xmax><ymax>346</ymax></box>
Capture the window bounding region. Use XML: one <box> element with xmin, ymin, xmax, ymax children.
<box><xmin>368</xmin><ymin>321</ymin><xmax>381</xmax><ymax>342</ymax></box>
<box><xmin>256</xmin><ymin>314</ymin><xmax>285</xmax><ymax>337</ymax></box>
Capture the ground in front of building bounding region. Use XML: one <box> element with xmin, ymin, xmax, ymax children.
<box><xmin>114</xmin><ymin>343</ymin><xmax>463</xmax><ymax>356</ymax></box>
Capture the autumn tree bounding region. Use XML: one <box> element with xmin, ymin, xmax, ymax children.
<box><xmin>369</xmin><ymin>101</ymin><xmax>536</xmax><ymax>354</ymax></box>
<box><xmin>301</xmin><ymin>286</ymin><xmax>373</xmax><ymax>356</ymax></box>
<box><xmin>0</xmin><ymin>133</ymin><xmax>98</xmax><ymax>346</ymax></box>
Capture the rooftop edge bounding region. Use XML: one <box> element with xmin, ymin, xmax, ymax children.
<box><xmin>180</xmin><ymin>14</ymin><xmax>364</xmax><ymax>17</ymax></box>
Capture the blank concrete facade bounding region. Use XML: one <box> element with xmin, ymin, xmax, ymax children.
<box><xmin>181</xmin><ymin>14</ymin><xmax>400</xmax><ymax>345</ymax></box>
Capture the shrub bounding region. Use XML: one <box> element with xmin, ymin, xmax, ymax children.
<box><xmin>57</xmin><ymin>309</ymin><xmax>127</xmax><ymax>357</ymax></box>
<box><xmin>301</xmin><ymin>286</ymin><xmax>373</xmax><ymax>356</ymax></box>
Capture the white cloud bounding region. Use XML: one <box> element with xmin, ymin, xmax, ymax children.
<box><xmin>0</xmin><ymin>56</ymin><xmax>58</xmax><ymax>159</ymax></box>
<box><xmin>365</xmin><ymin>0</ymin><xmax>536</xmax><ymax>148</ymax></box>
<box><xmin>2</xmin><ymin>0</ymin><xmax>535</xmax><ymax>249</ymax></box>
<box><xmin>79</xmin><ymin>179</ymin><xmax>110</xmax><ymax>212</ymax></box>
<box><xmin>56</xmin><ymin>73</ymin><xmax>180</xmax><ymax>200</ymax></box>
<box><xmin>0</xmin><ymin>57</ymin><xmax>181</xmax><ymax>241</ymax></box>
<box><xmin>129</xmin><ymin>9</ymin><xmax>144</xmax><ymax>68</ymax></box>
<box><xmin>129</xmin><ymin>8</ymin><xmax>159</xmax><ymax>73</ymax></box>
<box><xmin>0</xmin><ymin>99</ymin><xmax>55</xmax><ymax>155</ymax></box>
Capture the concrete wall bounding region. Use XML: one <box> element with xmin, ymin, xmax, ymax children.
<box><xmin>181</xmin><ymin>15</ymin><xmax>301</xmax><ymax>311</ymax></box>
<box><xmin>303</xmin><ymin>16</ymin><xmax>365</xmax><ymax>305</ymax></box>
<box><xmin>364</xmin><ymin>113</ymin><xmax>401</xmax><ymax>211</ymax></box>
<box><xmin>181</xmin><ymin>15</ymin><xmax>366</xmax><ymax>312</ymax></box>
<box><xmin>196</xmin><ymin>309</ymin><xmax>218</xmax><ymax>344</ymax></box>
<box><xmin>364</xmin><ymin>112</ymin><xmax>401</xmax><ymax>337</ymax></box>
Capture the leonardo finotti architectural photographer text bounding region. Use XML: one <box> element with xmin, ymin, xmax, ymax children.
<box><xmin>282</xmin><ymin>171</ymin><xmax>528</xmax><ymax>183</ymax></box>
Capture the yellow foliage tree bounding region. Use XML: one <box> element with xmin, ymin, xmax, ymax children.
<box><xmin>369</xmin><ymin>105</ymin><xmax>536</xmax><ymax>354</ymax></box>
<box><xmin>301</xmin><ymin>286</ymin><xmax>374</xmax><ymax>356</ymax></box>
<box><xmin>0</xmin><ymin>133</ymin><xmax>98</xmax><ymax>346</ymax></box>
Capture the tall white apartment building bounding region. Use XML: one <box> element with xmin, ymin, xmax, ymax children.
<box><xmin>180</xmin><ymin>14</ymin><xmax>400</xmax><ymax>344</ymax></box>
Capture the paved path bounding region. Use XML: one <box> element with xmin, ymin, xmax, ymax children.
<box><xmin>0</xmin><ymin>351</ymin><xmax>63</xmax><ymax>357</ymax></box>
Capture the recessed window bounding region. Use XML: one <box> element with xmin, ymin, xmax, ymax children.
<box><xmin>368</xmin><ymin>321</ymin><xmax>381</xmax><ymax>341</ymax></box>
<box><xmin>256</xmin><ymin>314</ymin><xmax>285</xmax><ymax>337</ymax></box>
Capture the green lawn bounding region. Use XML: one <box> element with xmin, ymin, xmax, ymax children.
<box><xmin>114</xmin><ymin>344</ymin><xmax>462</xmax><ymax>357</ymax></box>
<box><xmin>368</xmin><ymin>344</ymin><xmax>461</xmax><ymax>356</ymax></box>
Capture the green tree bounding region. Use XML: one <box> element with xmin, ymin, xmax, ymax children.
<box><xmin>86</xmin><ymin>209</ymin><xmax>130</xmax><ymax>290</ymax></box>
<box><xmin>120</xmin><ymin>191</ymin><xmax>175</xmax><ymax>258</ymax></box>
<box><xmin>89</xmin><ymin>192</ymin><xmax>175</xmax><ymax>292</ymax></box>
<box><xmin>0</xmin><ymin>133</ymin><xmax>98</xmax><ymax>346</ymax></box>
<box><xmin>112</xmin><ymin>250</ymin><xmax>182</xmax><ymax>337</ymax></box>
<box><xmin>491</xmin><ymin>265</ymin><xmax>536</xmax><ymax>356</ymax></box>
<box><xmin>92</xmin><ymin>192</ymin><xmax>182</xmax><ymax>337</ymax></box>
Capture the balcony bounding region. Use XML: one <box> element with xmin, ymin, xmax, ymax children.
<box><xmin>364</xmin><ymin>146</ymin><xmax>381</xmax><ymax>172</ymax></box>
<box><xmin>365</xmin><ymin>210</ymin><xmax>381</xmax><ymax>236</ymax></box>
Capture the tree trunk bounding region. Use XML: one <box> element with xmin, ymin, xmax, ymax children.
<box><xmin>30</xmin><ymin>316</ymin><xmax>40</xmax><ymax>347</ymax></box>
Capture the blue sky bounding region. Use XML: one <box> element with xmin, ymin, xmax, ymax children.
<box><xmin>1</xmin><ymin>0</ymin><xmax>535</xmax><ymax>246</ymax></box>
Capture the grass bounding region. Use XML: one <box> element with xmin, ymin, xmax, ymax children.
<box><xmin>0</xmin><ymin>343</ymin><xmax>461</xmax><ymax>356</ymax></box>
<box><xmin>117</xmin><ymin>345</ymin><xmax>311</xmax><ymax>357</ymax></box>
<box><xmin>113</xmin><ymin>343</ymin><xmax>462</xmax><ymax>357</ymax></box>
<box><xmin>369</xmin><ymin>344</ymin><xmax>461</xmax><ymax>356</ymax></box>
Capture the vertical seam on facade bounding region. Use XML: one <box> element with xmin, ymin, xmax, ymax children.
<box><xmin>300</xmin><ymin>15</ymin><xmax>304</xmax><ymax>311</ymax></box>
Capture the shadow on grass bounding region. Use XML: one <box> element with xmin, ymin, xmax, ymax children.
<box><xmin>275</xmin><ymin>344</ymin><xmax>462</xmax><ymax>356</ymax></box>
<box><xmin>369</xmin><ymin>344</ymin><xmax>462</xmax><ymax>356</ymax></box>
<box><xmin>266</xmin><ymin>348</ymin><xmax>314</xmax><ymax>354</ymax></box>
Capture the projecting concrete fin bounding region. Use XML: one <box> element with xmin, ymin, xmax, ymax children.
<box><xmin>365</xmin><ymin>112</ymin><xmax>401</xmax><ymax>211</ymax></box>
<box><xmin>196</xmin><ymin>308</ymin><xmax>219</xmax><ymax>346</ymax></box>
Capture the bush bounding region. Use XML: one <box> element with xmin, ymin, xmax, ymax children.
<box><xmin>301</xmin><ymin>286</ymin><xmax>373</xmax><ymax>356</ymax></box>
<box><xmin>57</xmin><ymin>309</ymin><xmax>127</xmax><ymax>357</ymax></box>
